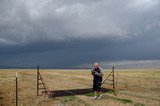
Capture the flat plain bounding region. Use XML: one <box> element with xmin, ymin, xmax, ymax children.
<box><xmin>0</xmin><ymin>68</ymin><xmax>160</xmax><ymax>106</ymax></box>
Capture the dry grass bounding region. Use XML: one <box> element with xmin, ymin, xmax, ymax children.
<box><xmin>0</xmin><ymin>68</ymin><xmax>160</xmax><ymax>106</ymax></box>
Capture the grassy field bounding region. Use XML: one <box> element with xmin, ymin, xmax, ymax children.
<box><xmin>0</xmin><ymin>68</ymin><xmax>160</xmax><ymax>106</ymax></box>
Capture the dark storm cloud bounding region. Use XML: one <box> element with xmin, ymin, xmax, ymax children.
<box><xmin>0</xmin><ymin>0</ymin><xmax>160</xmax><ymax>68</ymax></box>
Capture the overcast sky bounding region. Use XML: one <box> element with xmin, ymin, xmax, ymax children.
<box><xmin>0</xmin><ymin>0</ymin><xmax>160</xmax><ymax>68</ymax></box>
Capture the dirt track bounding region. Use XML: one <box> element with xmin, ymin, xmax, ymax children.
<box><xmin>0</xmin><ymin>69</ymin><xmax>160</xmax><ymax>106</ymax></box>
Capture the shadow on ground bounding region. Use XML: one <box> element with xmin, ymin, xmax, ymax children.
<box><xmin>44</xmin><ymin>88</ymin><xmax>112</xmax><ymax>97</ymax></box>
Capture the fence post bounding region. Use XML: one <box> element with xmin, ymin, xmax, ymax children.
<box><xmin>37</xmin><ymin>66</ymin><xmax>39</xmax><ymax>96</ymax></box>
<box><xmin>112</xmin><ymin>66</ymin><xmax>115</xmax><ymax>90</ymax></box>
<box><xmin>16</xmin><ymin>72</ymin><xmax>18</xmax><ymax>106</ymax></box>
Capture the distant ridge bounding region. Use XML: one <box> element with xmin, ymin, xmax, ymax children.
<box><xmin>0</xmin><ymin>65</ymin><xmax>90</xmax><ymax>69</ymax></box>
<box><xmin>0</xmin><ymin>65</ymin><xmax>34</xmax><ymax>69</ymax></box>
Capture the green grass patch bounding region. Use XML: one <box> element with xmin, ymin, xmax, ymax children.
<box><xmin>107</xmin><ymin>90</ymin><xmax>117</xmax><ymax>94</ymax></box>
<box><xmin>63</xmin><ymin>95</ymin><xmax>77</xmax><ymax>102</ymax></box>
<box><xmin>85</xmin><ymin>90</ymin><xmax>117</xmax><ymax>97</ymax></box>
<box><xmin>104</xmin><ymin>95</ymin><xmax>133</xmax><ymax>104</ymax></box>
<box><xmin>134</xmin><ymin>103</ymin><xmax>145</xmax><ymax>106</ymax></box>
<box><xmin>85</xmin><ymin>92</ymin><xmax>95</xmax><ymax>97</ymax></box>
<box><xmin>62</xmin><ymin>95</ymin><xmax>91</xmax><ymax>106</ymax></box>
<box><xmin>77</xmin><ymin>98</ymin><xmax>91</xmax><ymax>106</ymax></box>
<box><xmin>113</xmin><ymin>97</ymin><xmax>133</xmax><ymax>104</ymax></box>
<box><xmin>117</xmin><ymin>98</ymin><xmax>133</xmax><ymax>104</ymax></box>
<box><xmin>87</xmin><ymin>92</ymin><xmax>133</xmax><ymax>104</ymax></box>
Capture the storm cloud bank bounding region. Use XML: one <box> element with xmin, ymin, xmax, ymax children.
<box><xmin>0</xmin><ymin>0</ymin><xmax>160</xmax><ymax>68</ymax></box>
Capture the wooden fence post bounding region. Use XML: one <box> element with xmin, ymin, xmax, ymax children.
<box><xmin>16</xmin><ymin>72</ymin><xmax>18</xmax><ymax>106</ymax></box>
<box><xmin>112</xmin><ymin>66</ymin><xmax>115</xmax><ymax>90</ymax></box>
<box><xmin>37</xmin><ymin>66</ymin><xmax>39</xmax><ymax>96</ymax></box>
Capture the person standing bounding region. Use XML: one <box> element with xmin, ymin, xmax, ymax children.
<box><xmin>91</xmin><ymin>62</ymin><xmax>103</xmax><ymax>99</ymax></box>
